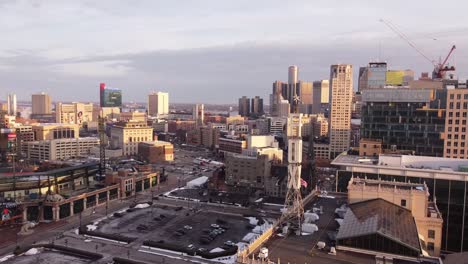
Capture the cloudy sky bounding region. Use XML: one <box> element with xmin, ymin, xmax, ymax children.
<box><xmin>1</xmin><ymin>0</ymin><xmax>467</xmax><ymax>104</ymax></box>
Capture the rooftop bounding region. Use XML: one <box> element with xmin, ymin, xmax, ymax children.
<box><xmin>332</xmin><ymin>153</ymin><xmax>468</xmax><ymax>174</ymax></box>
<box><xmin>337</xmin><ymin>198</ymin><xmax>421</xmax><ymax>253</ymax></box>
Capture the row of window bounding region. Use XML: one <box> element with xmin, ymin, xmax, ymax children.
<box><xmin>448</xmin><ymin>93</ymin><xmax>468</xmax><ymax>100</ymax></box>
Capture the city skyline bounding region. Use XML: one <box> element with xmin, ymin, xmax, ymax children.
<box><xmin>1</xmin><ymin>0</ymin><xmax>468</xmax><ymax>103</ymax></box>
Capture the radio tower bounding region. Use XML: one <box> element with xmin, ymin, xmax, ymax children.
<box><xmin>279</xmin><ymin>91</ymin><xmax>304</xmax><ymax>235</ymax></box>
<box><xmin>98</xmin><ymin>116</ymin><xmax>106</xmax><ymax>179</ymax></box>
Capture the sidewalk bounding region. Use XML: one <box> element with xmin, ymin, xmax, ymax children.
<box><xmin>0</xmin><ymin>180</ymin><xmax>177</xmax><ymax>257</ymax></box>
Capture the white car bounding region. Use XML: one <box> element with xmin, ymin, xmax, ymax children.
<box><xmin>211</xmin><ymin>224</ymin><xmax>220</xmax><ymax>228</ymax></box>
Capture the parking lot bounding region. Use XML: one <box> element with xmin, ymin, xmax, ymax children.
<box><xmin>90</xmin><ymin>202</ymin><xmax>255</xmax><ymax>255</ymax></box>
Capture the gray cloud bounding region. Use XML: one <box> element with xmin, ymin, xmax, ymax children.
<box><xmin>2</xmin><ymin>39</ymin><xmax>466</xmax><ymax>104</ymax></box>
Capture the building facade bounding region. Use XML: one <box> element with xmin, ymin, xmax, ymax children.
<box><xmin>250</xmin><ymin>96</ymin><xmax>264</xmax><ymax>116</ymax></box>
<box><xmin>32</xmin><ymin>124</ymin><xmax>79</xmax><ymax>141</ymax></box>
<box><xmin>193</xmin><ymin>104</ymin><xmax>204</xmax><ymax>126</ymax></box>
<box><xmin>332</xmin><ymin>154</ymin><xmax>468</xmax><ymax>253</ymax></box>
<box><xmin>55</xmin><ymin>102</ymin><xmax>94</xmax><ymax>125</ymax></box>
<box><xmin>26</xmin><ymin>137</ymin><xmax>100</xmax><ymax>161</ymax></box>
<box><xmin>32</xmin><ymin>93</ymin><xmax>51</xmax><ymax>115</ymax></box>
<box><xmin>238</xmin><ymin>96</ymin><xmax>250</xmax><ymax>117</ymax></box>
<box><xmin>138</xmin><ymin>141</ymin><xmax>174</xmax><ymax>163</ymax></box>
<box><xmin>361</xmin><ymin>88</ymin><xmax>446</xmax><ymax>157</ymax></box>
<box><xmin>444</xmin><ymin>88</ymin><xmax>468</xmax><ymax>159</ymax></box>
<box><xmin>329</xmin><ymin>64</ymin><xmax>353</xmax><ymax>159</ymax></box>
<box><xmin>110</xmin><ymin>121</ymin><xmax>154</xmax><ymax>156</ymax></box>
<box><xmin>347</xmin><ymin>178</ymin><xmax>443</xmax><ymax>256</ymax></box>
<box><xmin>148</xmin><ymin>92</ymin><xmax>169</xmax><ymax>117</ymax></box>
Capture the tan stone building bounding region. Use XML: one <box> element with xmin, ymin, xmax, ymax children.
<box><xmin>347</xmin><ymin>177</ymin><xmax>443</xmax><ymax>256</ymax></box>
<box><xmin>110</xmin><ymin>121</ymin><xmax>154</xmax><ymax>156</ymax></box>
<box><xmin>359</xmin><ymin>138</ymin><xmax>383</xmax><ymax>157</ymax></box>
<box><xmin>26</xmin><ymin>137</ymin><xmax>100</xmax><ymax>161</ymax></box>
<box><xmin>138</xmin><ymin>141</ymin><xmax>174</xmax><ymax>163</ymax></box>
<box><xmin>119</xmin><ymin>111</ymin><xmax>147</xmax><ymax>122</ymax></box>
<box><xmin>55</xmin><ymin>102</ymin><xmax>94</xmax><ymax>125</ymax></box>
<box><xmin>32</xmin><ymin>123</ymin><xmax>79</xmax><ymax>140</ymax></box>
<box><xmin>329</xmin><ymin>64</ymin><xmax>353</xmax><ymax>159</ymax></box>
<box><xmin>444</xmin><ymin>88</ymin><xmax>468</xmax><ymax>159</ymax></box>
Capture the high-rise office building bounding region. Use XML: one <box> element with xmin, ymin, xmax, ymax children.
<box><xmin>238</xmin><ymin>96</ymin><xmax>250</xmax><ymax>117</ymax></box>
<box><xmin>288</xmin><ymin>65</ymin><xmax>299</xmax><ymax>111</ymax></box>
<box><xmin>288</xmin><ymin>65</ymin><xmax>298</xmax><ymax>86</ymax></box>
<box><xmin>193</xmin><ymin>104</ymin><xmax>204</xmax><ymax>126</ymax></box>
<box><xmin>7</xmin><ymin>94</ymin><xmax>16</xmax><ymax>116</ymax></box>
<box><xmin>361</xmin><ymin>88</ymin><xmax>446</xmax><ymax>157</ymax></box>
<box><xmin>100</xmin><ymin>83</ymin><xmax>122</xmax><ymax>108</ymax></box>
<box><xmin>358</xmin><ymin>62</ymin><xmax>387</xmax><ymax>91</ymax></box>
<box><xmin>148</xmin><ymin>92</ymin><xmax>169</xmax><ymax>117</ymax></box>
<box><xmin>251</xmin><ymin>96</ymin><xmax>264</xmax><ymax>116</ymax></box>
<box><xmin>329</xmin><ymin>64</ymin><xmax>353</xmax><ymax>159</ymax></box>
<box><xmin>32</xmin><ymin>93</ymin><xmax>51</xmax><ymax>115</ymax></box>
<box><xmin>444</xmin><ymin>87</ymin><xmax>468</xmax><ymax>159</ymax></box>
<box><xmin>298</xmin><ymin>81</ymin><xmax>313</xmax><ymax>105</ymax></box>
<box><xmin>270</xmin><ymin>81</ymin><xmax>288</xmax><ymax>116</ymax></box>
<box><xmin>313</xmin><ymin>80</ymin><xmax>329</xmax><ymax>104</ymax></box>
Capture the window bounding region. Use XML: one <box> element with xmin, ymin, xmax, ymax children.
<box><xmin>457</xmin><ymin>94</ymin><xmax>461</xmax><ymax>99</ymax></box>
<box><xmin>448</xmin><ymin>112</ymin><xmax>453</xmax><ymax>117</ymax></box>
<box><xmin>401</xmin><ymin>199</ymin><xmax>407</xmax><ymax>207</ymax></box>
<box><xmin>450</xmin><ymin>94</ymin><xmax>454</xmax><ymax>99</ymax></box>
<box><xmin>428</xmin><ymin>242</ymin><xmax>435</xmax><ymax>251</ymax></box>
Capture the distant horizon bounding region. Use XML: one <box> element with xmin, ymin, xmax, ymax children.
<box><xmin>1</xmin><ymin>1</ymin><xmax>467</xmax><ymax>103</ymax></box>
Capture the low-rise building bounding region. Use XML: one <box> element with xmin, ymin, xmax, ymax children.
<box><xmin>331</xmin><ymin>154</ymin><xmax>468</xmax><ymax>253</ymax></box>
<box><xmin>26</xmin><ymin>137</ymin><xmax>100</xmax><ymax>161</ymax></box>
<box><xmin>218</xmin><ymin>137</ymin><xmax>247</xmax><ymax>154</ymax></box>
<box><xmin>138</xmin><ymin>141</ymin><xmax>174</xmax><ymax>163</ymax></box>
<box><xmin>359</xmin><ymin>138</ymin><xmax>383</xmax><ymax>157</ymax></box>
<box><xmin>346</xmin><ymin>177</ymin><xmax>443</xmax><ymax>256</ymax></box>
<box><xmin>119</xmin><ymin>111</ymin><xmax>147</xmax><ymax>122</ymax></box>
<box><xmin>32</xmin><ymin>123</ymin><xmax>79</xmax><ymax>140</ymax></box>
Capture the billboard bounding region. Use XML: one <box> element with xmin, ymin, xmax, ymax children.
<box><xmin>386</xmin><ymin>70</ymin><xmax>405</xmax><ymax>86</ymax></box>
<box><xmin>100</xmin><ymin>83</ymin><xmax>122</xmax><ymax>107</ymax></box>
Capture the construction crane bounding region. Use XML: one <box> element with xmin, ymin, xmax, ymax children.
<box><xmin>379</xmin><ymin>19</ymin><xmax>456</xmax><ymax>79</ymax></box>
<box><xmin>433</xmin><ymin>45</ymin><xmax>456</xmax><ymax>79</ymax></box>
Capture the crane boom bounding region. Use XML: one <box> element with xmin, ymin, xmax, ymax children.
<box><xmin>380</xmin><ymin>19</ymin><xmax>433</xmax><ymax>64</ymax></box>
<box><xmin>440</xmin><ymin>45</ymin><xmax>456</xmax><ymax>68</ymax></box>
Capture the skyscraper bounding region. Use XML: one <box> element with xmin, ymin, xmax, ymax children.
<box><xmin>32</xmin><ymin>93</ymin><xmax>51</xmax><ymax>115</ymax></box>
<box><xmin>361</xmin><ymin>88</ymin><xmax>446</xmax><ymax>157</ymax></box>
<box><xmin>288</xmin><ymin>65</ymin><xmax>299</xmax><ymax>111</ymax></box>
<box><xmin>251</xmin><ymin>96</ymin><xmax>264</xmax><ymax>116</ymax></box>
<box><xmin>444</xmin><ymin>87</ymin><xmax>468</xmax><ymax>159</ymax></box>
<box><xmin>193</xmin><ymin>104</ymin><xmax>204</xmax><ymax>126</ymax></box>
<box><xmin>99</xmin><ymin>83</ymin><xmax>122</xmax><ymax>108</ymax></box>
<box><xmin>7</xmin><ymin>94</ymin><xmax>16</xmax><ymax>116</ymax></box>
<box><xmin>270</xmin><ymin>81</ymin><xmax>287</xmax><ymax>116</ymax></box>
<box><xmin>148</xmin><ymin>92</ymin><xmax>169</xmax><ymax>117</ymax></box>
<box><xmin>329</xmin><ymin>64</ymin><xmax>353</xmax><ymax>159</ymax></box>
<box><xmin>238</xmin><ymin>96</ymin><xmax>250</xmax><ymax>117</ymax></box>
<box><xmin>315</xmin><ymin>80</ymin><xmax>329</xmax><ymax>104</ymax></box>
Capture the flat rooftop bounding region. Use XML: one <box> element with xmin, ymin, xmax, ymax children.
<box><xmin>332</xmin><ymin>154</ymin><xmax>468</xmax><ymax>174</ymax></box>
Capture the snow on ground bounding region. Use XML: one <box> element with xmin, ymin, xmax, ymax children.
<box><xmin>209</xmin><ymin>247</ymin><xmax>225</xmax><ymax>253</ymax></box>
<box><xmin>24</xmin><ymin>248</ymin><xmax>40</xmax><ymax>256</ymax></box>
<box><xmin>134</xmin><ymin>203</ymin><xmax>150</xmax><ymax>209</ymax></box>
<box><xmin>0</xmin><ymin>255</ymin><xmax>14</xmax><ymax>262</ymax></box>
<box><xmin>242</xmin><ymin>233</ymin><xmax>258</xmax><ymax>243</ymax></box>
<box><xmin>318</xmin><ymin>194</ymin><xmax>336</xmax><ymax>199</ymax></box>
<box><xmin>86</xmin><ymin>224</ymin><xmax>98</xmax><ymax>231</ymax></box>
<box><xmin>254</xmin><ymin>198</ymin><xmax>263</xmax><ymax>203</ymax></box>
<box><xmin>245</xmin><ymin>217</ymin><xmax>258</xmax><ymax>225</ymax></box>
